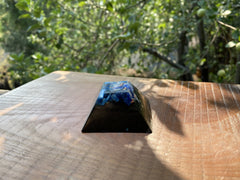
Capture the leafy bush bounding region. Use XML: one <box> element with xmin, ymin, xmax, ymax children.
<box><xmin>0</xmin><ymin>0</ymin><xmax>240</xmax><ymax>86</ymax></box>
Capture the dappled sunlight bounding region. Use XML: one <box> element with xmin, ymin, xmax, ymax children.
<box><xmin>137</xmin><ymin>79</ymin><xmax>181</xmax><ymax>97</ymax></box>
<box><xmin>137</xmin><ymin>79</ymin><xmax>174</xmax><ymax>92</ymax></box>
<box><xmin>50</xmin><ymin>117</ymin><xmax>58</xmax><ymax>123</ymax></box>
<box><xmin>146</xmin><ymin>117</ymin><xmax>240</xmax><ymax>180</ymax></box>
<box><xmin>55</xmin><ymin>71</ymin><xmax>71</xmax><ymax>82</ymax></box>
<box><xmin>137</xmin><ymin>79</ymin><xmax>159</xmax><ymax>91</ymax></box>
<box><xmin>124</xmin><ymin>140</ymin><xmax>144</xmax><ymax>151</ymax></box>
<box><xmin>147</xmin><ymin>138</ymin><xmax>167</xmax><ymax>160</ymax></box>
<box><xmin>136</xmin><ymin>79</ymin><xmax>185</xmax><ymax>136</ymax></box>
<box><xmin>0</xmin><ymin>136</ymin><xmax>5</xmax><ymax>154</ymax></box>
<box><xmin>62</xmin><ymin>132</ymin><xmax>72</xmax><ymax>142</ymax></box>
<box><xmin>0</xmin><ymin>103</ymin><xmax>23</xmax><ymax>116</ymax></box>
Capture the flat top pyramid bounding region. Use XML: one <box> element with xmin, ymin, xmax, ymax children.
<box><xmin>82</xmin><ymin>81</ymin><xmax>152</xmax><ymax>133</ymax></box>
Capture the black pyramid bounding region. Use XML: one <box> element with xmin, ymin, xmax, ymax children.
<box><xmin>82</xmin><ymin>81</ymin><xmax>152</xmax><ymax>133</ymax></box>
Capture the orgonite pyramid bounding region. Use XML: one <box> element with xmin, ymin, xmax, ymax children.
<box><xmin>82</xmin><ymin>81</ymin><xmax>152</xmax><ymax>133</ymax></box>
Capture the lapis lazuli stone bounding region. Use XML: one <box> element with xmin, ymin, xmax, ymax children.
<box><xmin>96</xmin><ymin>81</ymin><xmax>139</xmax><ymax>106</ymax></box>
<box><xmin>82</xmin><ymin>81</ymin><xmax>152</xmax><ymax>133</ymax></box>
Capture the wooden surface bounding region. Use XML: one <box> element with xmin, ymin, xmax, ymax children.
<box><xmin>0</xmin><ymin>71</ymin><xmax>240</xmax><ymax>180</ymax></box>
<box><xmin>0</xmin><ymin>89</ymin><xmax>8</xmax><ymax>95</ymax></box>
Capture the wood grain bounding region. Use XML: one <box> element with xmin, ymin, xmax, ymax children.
<box><xmin>0</xmin><ymin>71</ymin><xmax>240</xmax><ymax>180</ymax></box>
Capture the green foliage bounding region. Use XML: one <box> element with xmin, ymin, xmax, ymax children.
<box><xmin>0</xmin><ymin>0</ymin><xmax>240</xmax><ymax>86</ymax></box>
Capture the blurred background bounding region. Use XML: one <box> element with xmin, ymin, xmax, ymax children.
<box><xmin>0</xmin><ymin>0</ymin><xmax>240</xmax><ymax>90</ymax></box>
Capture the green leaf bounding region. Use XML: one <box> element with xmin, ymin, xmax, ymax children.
<box><xmin>117</xmin><ymin>7</ymin><xmax>126</xmax><ymax>14</ymax></box>
<box><xmin>55</xmin><ymin>27</ymin><xmax>69</xmax><ymax>35</ymax></box>
<box><xmin>27</xmin><ymin>24</ymin><xmax>42</xmax><ymax>32</ymax></box>
<box><xmin>79</xmin><ymin>1</ymin><xmax>86</xmax><ymax>7</ymax></box>
<box><xmin>15</xmin><ymin>1</ymin><xmax>29</xmax><ymax>11</ymax></box>
<box><xmin>106</xmin><ymin>2</ymin><xmax>113</xmax><ymax>12</ymax></box>
<box><xmin>44</xmin><ymin>17</ymin><xmax>52</xmax><ymax>26</ymax></box>
<box><xmin>225</xmin><ymin>41</ymin><xmax>236</xmax><ymax>48</ymax></box>
<box><xmin>232</xmin><ymin>30</ymin><xmax>240</xmax><ymax>40</ymax></box>
<box><xmin>158</xmin><ymin>23</ymin><xmax>166</xmax><ymax>29</ymax></box>
<box><xmin>118</xmin><ymin>42</ymin><xmax>130</xmax><ymax>51</ymax></box>
<box><xmin>18</xmin><ymin>53</ymin><xmax>25</xmax><ymax>61</ymax></box>
<box><xmin>18</xmin><ymin>13</ymin><xmax>31</xmax><ymax>19</ymax></box>
<box><xmin>129</xmin><ymin>21</ymin><xmax>140</xmax><ymax>33</ymax></box>
<box><xmin>9</xmin><ymin>54</ymin><xmax>19</xmax><ymax>61</ymax></box>
<box><xmin>113</xmin><ymin>32</ymin><xmax>131</xmax><ymax>40</ymax></box>
<box><xmin>39</xmin><ymin>30</ymin><xmax>47</xmax><ymax>37</ymax></box>
<box><xmin>33</xmin><ymin>8</ymin><xmax>41</xmax><ymax>18</ymax></box>
<box><xmin>10</xmin><ymin>53</ymin><xmax>25</xmax><ymax>61</ymax></box>
<box><xmin>200</xmin><ymin>58</ymin><xmax>206</xmax><ymax>66</ymax></box>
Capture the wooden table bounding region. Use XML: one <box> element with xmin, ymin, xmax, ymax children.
<box><xmin>0</xmin><ymin>71</ymin><xmax>240</xmax><ymax>180</ymax></box>
<box><xmin>0</xmin><ymin>90</ymin><xmax>8</xmax><ymax>96</ymax></box>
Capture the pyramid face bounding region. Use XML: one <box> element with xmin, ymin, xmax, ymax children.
<box><xmin>82</xmin><ymin>81</ymin><xmax>152</xmax><ymax>133</ymax></box>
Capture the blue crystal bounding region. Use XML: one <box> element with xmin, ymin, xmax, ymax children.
<box><xmin>96</xmin><ymin>81</ymin><xmax>139</xmax><ymax>106</ymax></box>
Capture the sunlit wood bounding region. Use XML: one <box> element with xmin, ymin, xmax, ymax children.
<box><xmin>0</xmin><ymin>71</ymin><xmax>240</xmax><ymax>179</ymax></box>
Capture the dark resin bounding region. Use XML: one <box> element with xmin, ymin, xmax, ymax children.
<box><xmin>82</xmin><ymin>81</ymin><xmax>152</xmax><ymax>133</ymax></box>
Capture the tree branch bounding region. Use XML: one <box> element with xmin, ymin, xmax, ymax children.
<box><xmin>142</xmin><ymin>48</ymin><xmax>188</xmax><ymax>72</ymax></box>
<box><xmin>177</xmin><ymin>31</ymin><xmax>193</xmax><ymax>81</ymax></box>
<box><xmin>177</xmin><ymin>31</ymin><xmax>187</xmax><ymax>65</ymax></box>
<box><xmin>98</xmin><ymin>39</ymin><xmax>120</xmax><ymax>68</ymax></box>
<box><xmin>126</xmin><ymin>37</ymin><xmax>177</xmax><ymax>47</ymax></box>
<box><xmin>197</xmin><ymin>17</ymin><xmax>208</xmax><ymax>82</ymax></box>
<box><xmin>236</xmin><ymin>55</ymin><xmax>240</xmax><ymax>84</ymax></box>
<box><xmin>217</xmin><ymin>20</ymin><xmax>238</xmax><ymax>31</ymax></box>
